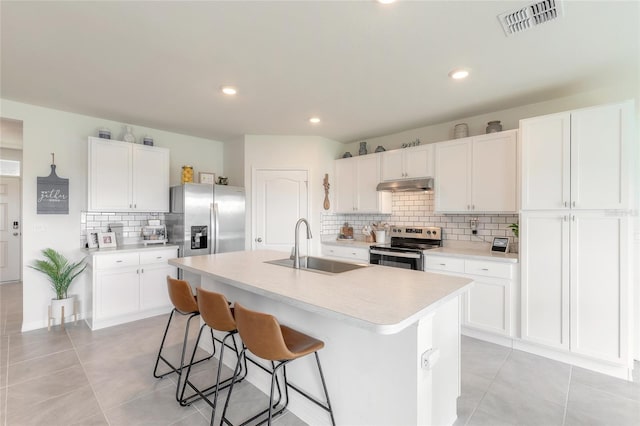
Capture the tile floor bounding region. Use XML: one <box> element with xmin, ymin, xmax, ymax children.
<box><xmin>1</xmin><ymin>281</ymin><xmax>639</xmax><ymax>426</ymax></box>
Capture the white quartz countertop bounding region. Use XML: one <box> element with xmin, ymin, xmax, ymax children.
<box><xmin>169</xmin><ymin>250</ymin><xmax>472</xmax><ymax>335</ymax></box>
<box><xmin>84</xmin><ymin>244</ymin><xmax>179</xmax><ymax>255</ymax></box>
<box><xmin>425</xmin><ymin>247</ymin><xmax>519</xmax><ymax>263</ymax></box>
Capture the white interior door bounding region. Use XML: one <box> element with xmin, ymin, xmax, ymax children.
<box><xmin>253</xmin><ymin>169</ymin><xmax>309</xmax><ymax>253</ymax></box>
<box><xmin>0</xmin><ymin>176</ymin><xmax>21</xmax><ymax>282</ymax></box>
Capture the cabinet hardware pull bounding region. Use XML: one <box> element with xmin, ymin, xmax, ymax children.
<box><xmin>572</xmin><ymin>201</ymin><xmax>576</xmax><ymax>208</ymax></box>
<box><xmin>439</xmin><ymin>263</ymin><xmax>446</xmax><ymax>266</ymax></box>
<box><xmin>481</xmin><ymin>268</ymin><xmax>489</xmax><ymax>271</ymax></box>
<box><xmin>141</xmin><ymin>268</ymin><xmax>144</xmax><ymax>273</ymax></box>
<box><xmin>564</xmin><ymin>201</ymin><xmax>568</xmax><ymax>207</ymax></box>
<box><xmin>467</xmin><ymin>205</ymin><xmax>470</xmax><ymax>210</ymax></box>
<box><xmin>156</xmin><ymin>256</ymin><xmax>162</xmax><ymax>259</ymax></box>
<box><xmin>116</xmin><ymin>260</ymin><xmax>123</xmax><ymax>263</ymax></box>
<box><xmin>572</xmin><ymin>215</ymin><xmax>575</xmax><ymax>221</ymax></box>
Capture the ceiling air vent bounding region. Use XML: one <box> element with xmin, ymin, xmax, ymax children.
<box><xmin>498</xmin><ymin>0</ymin><xmax>564</xmax><ymax>36</ymax></box>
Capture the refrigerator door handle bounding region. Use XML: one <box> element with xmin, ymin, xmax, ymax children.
<box><xmin>212</xmin><ymin>202</ymin><xmax>219</xmax><ymax>254</ymax></box>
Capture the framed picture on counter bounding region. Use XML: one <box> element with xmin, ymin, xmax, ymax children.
<box><xmin>199</xmin><ymin>172</ymin><xmax>216</xmax><ymax>184</ymax></box>
<box><xmin>87</xmin><ymin>232</ymin><xmax>99</xmax><ymax>249</ymax></box>
<box><xmin>97</xmin><ymin>232</ymin><xmax>117</xmax><ymax>248</ymax></box>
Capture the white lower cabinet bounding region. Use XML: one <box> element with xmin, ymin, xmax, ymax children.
<box><xmin>321</xmin><ymin>244</ymin><xmax>369</xmax><ymax>262</ymax></box>
<box><xmin>87</xmin><ymin>247</ymin><xmax>177</xmax><ymax>330</ymax></box>
<box><xmin>521</xmin><ymin>211</ymin><xmax>631</xmax><ymax>366</ymax></box>
<box><xmin>425</xmin><ymin>255</ymin><xmax>517</xmax><ymax>338</ymax></box>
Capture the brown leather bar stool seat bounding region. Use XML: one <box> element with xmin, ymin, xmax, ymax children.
<box><xmin>221</xmin><ymin>303</ymin><xmax>335</xmax><ymax>426</ymax></box>
<box><xmin>180</xmin><ymin>288</ymin><xmax>247</xmax><ymax>418</ymax></box>
<box><xmin>153</xmin><ymin>276</ymin><xmax>214</xmax><ymax>404</ymax></box>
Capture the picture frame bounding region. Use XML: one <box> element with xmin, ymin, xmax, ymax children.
<box><xmin>491</xmin><ymin>236</ymin><xmax>510</xmax><ymax>253</ymax></box>
<box><xmin>97</xmin><ymin>232</ymin><xmax>117</xmax><ymax>248</ymax></box>
<box><xmin>87</xmin><ymin>232</ymin><xmax>99</xmax><ymax>249</ymax></box>
<box><xmin>199</xmin><ymin>172</ymin><xmax>216</xmax><ymax>184</ymax></box>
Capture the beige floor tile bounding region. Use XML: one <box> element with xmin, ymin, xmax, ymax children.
<box><xmin>7</xmin><ymin>348</ymin><xmax>79</xmax><ymax>386</ymax></box>
<box><xmin>7</xmin><ymin>365</ymin><xmax>89</xmax><ymax>408</ymax></box>
<box><xmin>104</xmin><ymin>384</ymin><xmax>198</xmax><ymax>426</ymax></box>
<box><xmin>6</xmin><ymin>383</ymin><xmax>102</xmax><ymax>425</ymax></box>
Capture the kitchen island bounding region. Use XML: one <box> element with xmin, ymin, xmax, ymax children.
<box><xmin>170</xmin><ymin>250</ymin><xmax>473</xmax><ymax>426</ymax></box>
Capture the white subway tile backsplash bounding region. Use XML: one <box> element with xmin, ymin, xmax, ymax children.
<box><xmin>323</xmin><ymin>192</ymin><xmax>518</xmax><ymax>242</ymax></box>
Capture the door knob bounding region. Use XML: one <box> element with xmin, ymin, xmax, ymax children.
<box><xmin>255</xmin><ymin>237</ymin><xmax>263</xmax><ymax>242</ymax></box>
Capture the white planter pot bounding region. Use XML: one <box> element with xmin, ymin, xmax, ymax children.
<box><xmin>50</xmin><ymin>296</ymin><xmax>75</xmax><ymax>323</ymax></box>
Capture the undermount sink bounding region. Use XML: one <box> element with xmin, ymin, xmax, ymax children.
<box><xmin>265</xmin><ymin>256</ymin><xmax>368</xmax><ymax>274</ymax></box>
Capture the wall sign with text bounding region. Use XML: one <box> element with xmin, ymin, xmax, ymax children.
<box><xmin>37</xmin><ymin>164</ymin><xmax>69</xmax><ymax>214</ymax></box>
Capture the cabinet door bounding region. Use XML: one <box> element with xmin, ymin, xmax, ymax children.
<box><xmin>335</xmin><ymin>158</ymin><xmax>356</xmax><ymax>213</ymax></box>
<box><xmin>356</xmin><ymin>155</ymin><xmax>382</xmax><ymax>213</ymax></box>
<box><xmin>132</xmin><ymin>145</ymin><xmax>170</xmax><ymax>212</ymax></box>
<box><xmin>471</xmin><ymin>132</ymin><xmax>517</xmax><ymax>212</ymax></box>
<box><xmin>570</xmin><ymin>102</ymin><xmax>631</xmax><ymax>210</ymax></box>
<box><xmin>404</xmin><ymin>144</ymin><xmax>434</xmax><ymax>179</ymax></box>
<box><xmin>88</xmin><ymin>138</ymin><xmax>132</xmax><ymax>211</ymax></box>
<box><xmin>520</xmin><ymin>113</ymin><xmax>571</xmax><ymax>210</ymax></box>
<box><xmin>95</xmin><ymin>268</ymin><xmax>140</xmax><ymax>319</ymax></box>
<box><xmin>520</xmin><ymin>212</ymin><xmax>569</xmax><ymax>350</ymax></box>
<box><xmin>139</xmin><ymin>264</ymin><xmax>176</xmax><ymax>311</ymax></box>
<box><xmin>464</xmin><ymin>277</ymin><xmax>511</xmax><ymax>336</ymax></box>
<box><xmin>435</xmin><ymin>139</ymin><xmax>471</xmax><ymax>212</ymax></box>
<box><xmin>380</xmin><ymin>150</ymin><xmax>404</xmax><ymax>181</ymax></box>
<box><xmin>570</xmin><ymin>213</ymin><xmax>629</xmax><ymax>364</ymax></box>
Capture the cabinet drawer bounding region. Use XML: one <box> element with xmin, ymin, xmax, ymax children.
<box><xmin>321</xmin><ymin>245</ymin><xmax>369</xmax><ymax>262</ymax></box>
<box><xmin>140</xmin><ymin>249</ymin><xmax>178</xmax><ymax>265</ymax></box>
<box><xmin>424</xmin><ymin>256</ymin><xmax>465</xmax><ymax>273</ymax></box>
<box><xmin>464</xmin><ymin>260</ymin><xmax>513</xmax><ymax>279</ymax></box>
<box><xmin>94</xmin><ymin>253</ymin><xmax>140</xmax><ymax>270</ymax></box>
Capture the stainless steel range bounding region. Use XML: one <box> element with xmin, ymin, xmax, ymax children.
<box><xmin>369</xmin><ymin>226</ymin><xmax>442</xmax><ymax>270</ymax></box>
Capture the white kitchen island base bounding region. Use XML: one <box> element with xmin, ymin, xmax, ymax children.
<box><xmin>170</xmin><ymin>251</ymin><xmax>471</xmax><ymax>426</ymax></box>
<box><xmin>202</xmin><ymin>277</ymin><xmax>461</xmax><ymax>426</ymax></box>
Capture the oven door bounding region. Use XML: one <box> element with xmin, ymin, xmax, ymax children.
<box><xmin>369</xmin><ymin>249</ymin><xmax>423</xmax><ymax>270</ymax></box>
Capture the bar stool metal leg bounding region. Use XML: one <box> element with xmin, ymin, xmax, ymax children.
<box><xmin>153</xmin><ymin>309</ymin><xmax>214</xmax><ymax>384</ymax></box>
<box><xmin>179</xmin><ymin>325</ymin><xmax>248</xmax><ymax>408</ymax></box>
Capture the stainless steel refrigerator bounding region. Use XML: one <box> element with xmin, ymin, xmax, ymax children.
<box><xmin>166</xmin><ymin>183</ymin><xmax>245</xmax><ymax>288</ymax></box>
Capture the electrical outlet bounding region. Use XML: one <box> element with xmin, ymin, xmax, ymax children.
<box><xmin>470</xmin><ymin>218</ymin><xmax>479</xmax><ymax>235</ymax></box>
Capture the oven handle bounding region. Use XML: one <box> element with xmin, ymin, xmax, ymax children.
<box><xmin>370</xmin><ymin>249</ymin><xmax>422</xmax><ymax>259</ymax></box>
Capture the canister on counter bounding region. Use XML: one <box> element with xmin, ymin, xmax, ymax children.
<box><xmin>181</xmin><ymin>165</ymin><xmax>194</xmax><ymax>183</ymax></box>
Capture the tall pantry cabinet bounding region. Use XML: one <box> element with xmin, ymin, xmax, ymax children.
<box><xmin>519</xmin><ymin>101</ymin><xmax>634</xmax><ymax>375</ymax></box>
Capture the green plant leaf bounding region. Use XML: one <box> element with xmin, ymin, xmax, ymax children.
<box><xmin>29</xmin><ymin>248</ymin><xmax>86</xmax><ymax>299</ymax></box>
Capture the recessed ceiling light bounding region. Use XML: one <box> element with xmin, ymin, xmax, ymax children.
<box><xmin>448</xmin><ymin>69</ymin><xmax>470</xmax><ymax>80</ymax></box>
<box><xmin>309</xmin><ymin>117</ymin><xmax>321</xmax><ymax>124</ymax></box>
<box><xmin>377</xmin><ymin>0</ymin><xmax>396</xmax><ymax>4</ymax></box>
<box><xmin>221</xmin><ymin>86</ymin><xmax>237</xmax><ymax>95</ymax></box>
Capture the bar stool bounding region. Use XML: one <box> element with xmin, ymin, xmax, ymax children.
<box><xmin>221</xmin><ymin>303</ymin><xmax>336</xmax><ymax>426</ymax></box>
<box><xmin>180</xmin><ymin>288</ymin><xmax>248</xmax><ymax>416</ymax></box>
<box><xmin>153</xmin><ymin>276</ymin><xmax>215</xmax><ymax>404</ymax></box>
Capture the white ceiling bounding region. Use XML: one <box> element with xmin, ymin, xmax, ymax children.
<box><xmin>1</xmin><ymin>1</ymin><xmax>638</xmax><ymax>143</ymax></box>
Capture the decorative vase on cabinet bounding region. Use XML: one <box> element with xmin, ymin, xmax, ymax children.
<box><xmin>359</xmin><ymin>141</ymin><xmax>367</xmax><ymax>155</ymax></box>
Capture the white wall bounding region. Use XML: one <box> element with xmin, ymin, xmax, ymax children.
<box><xmin>344</xmin><ymin>84</ymin><xmax>637</xmax><ymax>152</ymax></box>
<box><xmin>0</xmin><ymin>98</ymin><xmax>225</xmax><ymax>331</ymax></box>
<box><xmin>223</xmin><ymin>137</ymin><xmax>245</xmax><ymax>187</ymax></box>
<box><xmin>0</xmin><ymin>117</ymin><xmax>24</xmax><ymax>148</ymax></box>
<box><xmin>243</xmin><ymin>135</ymin><xmax>343</xmax><ymax>255</ymax></box>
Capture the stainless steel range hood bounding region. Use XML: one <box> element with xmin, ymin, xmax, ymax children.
<box><xmin>376</xmin><ymin>177</ymin><xmax>434</xmax><ymax>192</ymax></box>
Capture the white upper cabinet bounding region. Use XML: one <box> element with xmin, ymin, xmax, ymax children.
<box><xmin>334</xmin><ymin>154</ymin><xmax>391</xmax><ymax>214</ymax></box>
<box><xmin>435</xmin><ymin>130</ymin><xmax>517</xmax><ymax>213</ymax></box>
<box><xmin>88</xmin><ymin>137</ymin><xmax>170</xmax><ymax>212</ymax></box>
<box><xmin>520</xmin><ymin>101</ymin><xmax>632</xmax><ymax>210</ymax></box>
<box><xmin>381</xmin><ymin>144</ymin><xmax>434</xmax><ymax>181</ymax></box>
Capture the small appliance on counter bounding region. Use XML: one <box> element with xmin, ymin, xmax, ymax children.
<box><xmin>142</xmin><ymin>224</ymin><xmax>167</xmax><ymax>245</ymax></box>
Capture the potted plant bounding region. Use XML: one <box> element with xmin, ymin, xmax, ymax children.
<box><xmin>30</xmin><ymin>248</ymin><xmax>86</xmax><ymax>325</ymax></box>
